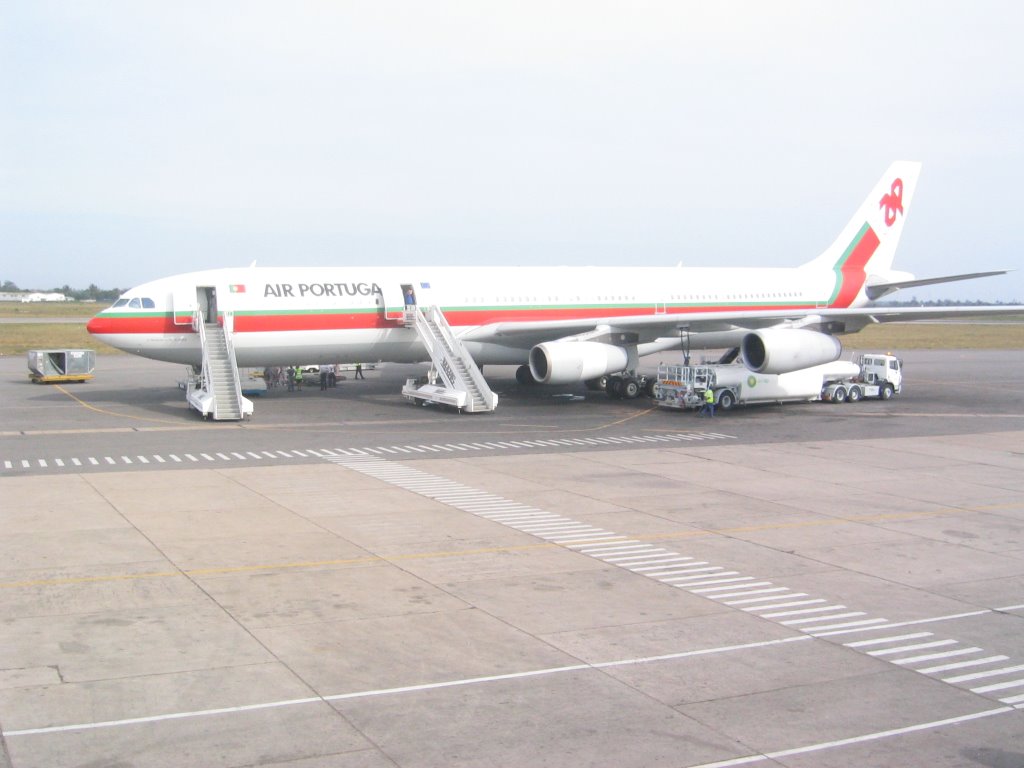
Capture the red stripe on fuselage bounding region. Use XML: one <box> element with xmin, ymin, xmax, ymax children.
<box><xmin>86</xmin><ymin>315</ymin><xmax>180</xmax><ymax>335</ymax></box>
<box><xmin>832</xmin><ymin>227</ymin><xmax>880</xmax><ymax>308</ymax></box>
<box><xmin>89</xmin><ymin>302</ymin><xmax>819</xmax><ymax>337</ymax></box>
<box><xmin>233</xmin><ymin>313</ymin><xmax>382</xmax><ymax>332</ymax></box>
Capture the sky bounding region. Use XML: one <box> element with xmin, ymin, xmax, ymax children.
<box><xmin>2</xmin><ymin>2</ymin><xmax>1022</xmax><ymax>301</ymax></box>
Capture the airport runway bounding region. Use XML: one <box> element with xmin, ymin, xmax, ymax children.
<box><xmin>1</xmin><ymin>350</ymin><xmax>1023</xmax><ymax>767</ymax></box>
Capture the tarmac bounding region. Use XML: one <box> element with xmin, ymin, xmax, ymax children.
<box><xmin>0</xmin><ymin>349</ymin><xmax>1023</xmax><ymax>767</ymax></box>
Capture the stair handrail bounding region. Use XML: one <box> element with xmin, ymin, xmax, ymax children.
<box><xmin>423</xmin><ymin>305</ymin><xmax>497</xmax><ymax>410</ymax></box>
<box><xmin>410</xmin><ymin>307</ymin><xmax>453</xmax><ymax>388</ymax></box>
<box><xmin>192</xmin><ymin>307</ymin><xmax>214</xmax><ymax>413</ymax></box>
<box><xmin>220</xmin><ymin>311</ymin><xmax>247</xmax><ymax>418</ymax></box>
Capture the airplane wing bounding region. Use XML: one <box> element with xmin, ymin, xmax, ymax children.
<box><xmin>460</xmin><ymin>310</ymin><xmax>782</xmax><ymax>348</ymax></box>
<box><xmin>823</xmin><ymin>304</ymin><xmax>1024</xmax><ymax>324</ymax></box>
<box><xmin>865</xmin><ymin>270</ymin><xmax>1011</xmax><ymax>300</ymax></box>
<box><xmin>461</xmin><ymin>304</ymin><xmax>1024</xmax><ymax>349</ymax></box>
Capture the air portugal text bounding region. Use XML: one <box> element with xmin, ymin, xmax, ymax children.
<box><xmin>263</xmin><ymin>283</ymin><xmax>383</xmax><ymax>299</ymax></box>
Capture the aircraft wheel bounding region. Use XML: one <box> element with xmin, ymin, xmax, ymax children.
<box><xmin>832</xmin><ymin>386</ymin><xmax>847</xmax><ymax>403</ymax></box>
<box><xmin>717</xmin><ymin>390</ymin><xmax>735</xmax><ymax>410</ymax></box>
<box><xmin>606</xmin><ymin>378</ymin><xmax>623</xmax><ymax>399</ymax></box>
<box><xmin>585</xmin><ymin>375</ymin><xmax>609</xmax><ymax>391</ymax></box>
<box><xmin>847</xmin><ymin>385</ymin><xmax>862</xmax><ymax>402</ymax></box>
<box><xmin>621</xmin><ymin>378</ymin><xmax>640</xmax><ymax>399</ymax></box>
<box><xmin>880</xmin><ymin>383</ymin><xmax>894</xmax><ymax>400</ymax></box>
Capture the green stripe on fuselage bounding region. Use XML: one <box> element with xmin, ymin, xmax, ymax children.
<box><xmin>826</xmin><ymin>222</ymin><xmax>872</xmax><ymax>305</ymax></box>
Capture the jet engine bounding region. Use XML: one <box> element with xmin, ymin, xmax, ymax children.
<box><xmin>528</xmin><ymin>341</ymin><xmax>630</xmax><ymax>385</ymax></box>
<box><xmin>741</xmin><ymin>328</ymin><xmax>842</xmax><ymax>375</ymax></box>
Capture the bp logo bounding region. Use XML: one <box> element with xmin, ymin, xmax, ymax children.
<box><xmin>747</xmin><ymin>375</ymin><xmax>757</xmax><ymax>388</ymax></box>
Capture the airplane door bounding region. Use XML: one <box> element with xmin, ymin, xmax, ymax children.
<box><xmin>197</xmin><ymin>286</ymin><xmax>218</xmax><ymax>323</ymax></box>
<box><xmin>378</xmin><ymin>283</ymin><xmax>408</xmax><ymax>321</ymax></box>
<box><xmin>172</xmin><ymin>285</ymin><xmax>197</xmax><ymax>326</ymax></box>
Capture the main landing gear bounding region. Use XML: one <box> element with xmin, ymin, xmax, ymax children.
<box><xmin>516</xmin><ymin>364</ymin><xmax>655</xmax><ymax>401</ymax></box>
<box><xmin>586</xmin><ymin>373</ymin><xmax>656</xmax><ymax>400</ymax></box>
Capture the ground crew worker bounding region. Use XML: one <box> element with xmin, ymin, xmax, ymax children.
<box><xmin>699</xmin><ymin>387</ymin><xmax>715</xmax><ymax>417</ymax></box>
<box><xmin>294</xmin><ymin>366</ymin><xmax>304</xmax><ymax>391</ymax></box>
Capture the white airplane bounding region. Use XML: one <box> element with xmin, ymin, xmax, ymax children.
<box><xmin>88</xmin><ymin>161</ymin><xmax>1015</xmax><ymax>396</ymax></box>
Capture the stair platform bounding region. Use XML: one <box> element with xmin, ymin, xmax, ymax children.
<box><xmin>185</xmin><ymin>315</ymin><xmax>253</xmax><ymax>421</ymax></box>
<box><xmin>401</xmin><ymin>380</ymin><xmax>470</xmax><ymax>411</ymax></box>
<box><xmin>403</xmin><ymin>305</ymin><xmax>498</xmax><ymax>413</ymax></box>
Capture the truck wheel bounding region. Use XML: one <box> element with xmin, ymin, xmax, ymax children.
<box><xmin>644</xmin><ymin>377</ymin><xmax>658</xmax><ymax>398</ymax></box>
<box><xmin>832</xmin><ymin>386</ymin><xmax>847</xmax><ymax>403</ymax></box>
<box><xmin>880</xmin><ymin>383</ymin><xmax>894</xmax><ymax>400</ymax></box>
<box><xmin>847</xmin><ymin>386</ymin><xmax>862</xmax><ymax>402</ymax></box>
<box><xmin>717</xmin><ymin>390</ymin><xmax>735</xmax><ymax>410</ymax></box>
<box><xmin>621</xmin><ymin>378</ymin><xmax>640</xmax><ymax>399</ymax></box>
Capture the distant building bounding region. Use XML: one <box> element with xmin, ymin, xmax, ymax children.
<box><xmin>20</xmin><ymin>292</ymin><xmax>69</xmax><ymax>303</ymax></box>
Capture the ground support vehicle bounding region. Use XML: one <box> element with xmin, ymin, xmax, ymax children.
<box><xmin>820</xmin><ymin>353</ymin><xmax>903</xmax><ymax>402</ymax></box>
<box><xmin>27</xmin><ymin>349</ymin><xmax>95</xmax><ymax>383</ymax></box>
<box><xmin>653</xmin><ymin>353</ymin><xmax>903</xmax><ymax>411</ymax></box>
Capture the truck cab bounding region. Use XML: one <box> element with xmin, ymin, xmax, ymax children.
<box><xmin>856</xmin><ymin>354</ymin><xmax>903</xmax><ymax>397</ymax></box>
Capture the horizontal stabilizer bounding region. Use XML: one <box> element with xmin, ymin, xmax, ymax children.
<box><xmin>865</xmin><ymin>270</ymin><xmax>1010</xmax><ymax>300</ymax></box>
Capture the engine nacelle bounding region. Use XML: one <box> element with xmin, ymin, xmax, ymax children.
<box><xmin>741</xmin><ymin>328</ymin><xmax>842</xmax><ymax>374</ymax></box>
<box><xmin>529</xmin><ymin>341</ymin><xmax>630</xmax><ymax>385</ymax></box>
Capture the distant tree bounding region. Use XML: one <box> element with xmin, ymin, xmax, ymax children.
<box><xmin>1</xmin><ymin>280</ymin><xmax>18</xmax><ymax>291</ymax></box>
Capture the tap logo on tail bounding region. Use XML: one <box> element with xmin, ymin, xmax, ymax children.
<box><xmin>879</xmin><ymin>178</ymin><xmax>904</xmax><ymax>227</ymax></box>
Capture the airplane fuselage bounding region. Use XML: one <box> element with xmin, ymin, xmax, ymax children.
<box><xmin>87</xmin><ymin>264</ymin><xmax>848</xmax><ymax>367</ymax></box>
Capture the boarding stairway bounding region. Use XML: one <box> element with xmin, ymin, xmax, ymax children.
<box><xmin>401</xmin><ymin>305</ymin><xmax>498</xmax><ymax>413</ymax></box>
<box><xmin>185</xmin><ymin>311</ymin><xmax>253</xmax><ymax>421</ymax></box>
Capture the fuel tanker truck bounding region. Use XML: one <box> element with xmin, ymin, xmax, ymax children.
<box><xmin>653</xmin><ymin>353</ymin><xmax>903</xmax><ymax>411</ymax></box>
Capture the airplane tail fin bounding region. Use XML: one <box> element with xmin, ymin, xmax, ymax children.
<box><xmin>802</xmin><ymin>161</ymin><xmax>922</xmax><ymax>308</ymax></box>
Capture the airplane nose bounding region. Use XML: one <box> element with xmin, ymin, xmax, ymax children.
<box><xmin>86</xmin><ymin>315</ymin><xmax>108</xmax><ymax>335</ymax></box>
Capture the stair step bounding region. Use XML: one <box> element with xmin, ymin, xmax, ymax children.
<box><xmin>410</xmin><ymin>305</ymin><xmax>496</xmax><ymax>412</ymax></box>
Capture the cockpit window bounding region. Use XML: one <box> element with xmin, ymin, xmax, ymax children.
<box><xmin>113</xmin><ymin>296</ymin><xmax>155</xmax><ymax>310</ymax></box>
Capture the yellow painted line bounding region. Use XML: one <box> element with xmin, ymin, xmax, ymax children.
<box><xmin>635</xmin><ymin>502</ymin><xmax>1024</xmax><ymax>544</ymax></box>
<box><xmin>1</xmin><ymin>569</ymin><xmax>181</xmax><ymax>589</ymax></box>
<box><xmin>0</xmin><ymin>544</ymin><xmax>555</xmax><ymax>590</ymax></box>
<box><xmin>53</xmin><ymin>385</ymin><xmax>187</xmax><ymax>426</ymax></box>
<box><xmin>597</xmin><ymin>406</ymin><xmax>661</xmax><ymax>428</ymax></box>
<box><xmin>2</xmin><ymin>503</ymin><xmax>1017</xmax><ymax>591</ymax></box>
